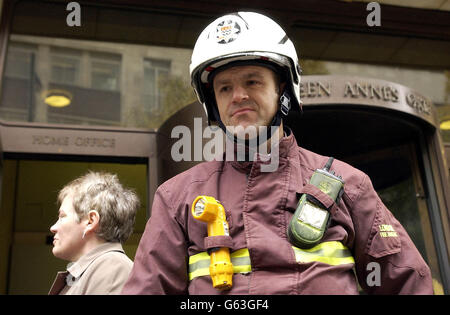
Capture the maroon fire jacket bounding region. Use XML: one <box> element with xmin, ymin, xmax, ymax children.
<box><xmin>122</xmin><ymin>133</ymin><xmax>433</xmax><ymax>294</ymax></box>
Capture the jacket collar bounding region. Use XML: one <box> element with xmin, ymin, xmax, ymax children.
<box><xmin>66</xmin><ymin>242</ymin><xmax>125</xmax><ymax>278</ymax></box>
<box><xmin>227</xmin><ymin>127</ymin><xmax>298</xmax><ymax>173</ymax></box>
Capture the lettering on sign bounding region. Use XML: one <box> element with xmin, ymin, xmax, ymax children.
<box><xmin>74</xmin><ymin>137</ymin><xmax>115</xmax><ymax>148</ymax></box>
<box><xmin>294</xmin><ymin>78</ymin><xmax>433</xmax><ymax>123</ymax></box>
<box><xmin>299</xmin><ymin>81</ymin><xmax>331</xmax><ymax>98</ymax></box>
<box><xmin>32</xmin><ymin>135</ymin><xmax>69</xmax><ymax>146</ymax></box>
<box><xmin>343</xmin><ymin>82</ymin><xmax>399</xmax><ymax>102</ymax></box>
<box><xmin>405</xmin><ymin>92</ymin><xmax>431</xmax><ymax>116</ymax></box>
<box><xmin>31</xmin><ymin>135</ymin><xmax>115</xmax><ymax>149</ymax></box>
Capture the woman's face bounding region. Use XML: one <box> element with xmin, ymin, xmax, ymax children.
<box><xmin>50</xmin><ymin>193</ymin><xmax>87</xmax><ymax>262</ymax></box>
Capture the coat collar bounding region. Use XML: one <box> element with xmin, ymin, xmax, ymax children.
<box><xmin>66</xmin><ymin>242</ymin><xmax>125</xmax><ymax>278</ymax></box>
<box><xmin>227</xmin><ymin>127</ymin><xmax>298</xmax><ymax>173</ymax></box>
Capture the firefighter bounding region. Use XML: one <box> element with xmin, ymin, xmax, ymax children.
<box><xmin>122</xmin><ymin>11</ymin><xmax>433</xmax><ymax>294</ymax></box>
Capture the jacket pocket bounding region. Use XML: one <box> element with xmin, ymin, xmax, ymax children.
<box><xmin>366</xmin><ymin>199</ymin><xmax>401</xmax><ymax>258</ymax></box>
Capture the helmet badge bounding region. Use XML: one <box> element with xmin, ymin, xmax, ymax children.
<box><xmin>215</xmin><ymin>18</ymin><xmax>241</xmax><ymax>44</ymax></box>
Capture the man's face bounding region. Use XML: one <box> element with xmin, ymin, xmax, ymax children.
<box><xmin>213</xmin><ymin>65</ymin><xmax>281</xmax><ymax>136</ymax></box>
<box><xmin>50</xmin><ymin>193</ymin><xmax>86</xmax><ymax>262</ymax></box>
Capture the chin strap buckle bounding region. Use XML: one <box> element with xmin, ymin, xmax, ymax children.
<box><xmin>280</xmin><ymin>92</ymin><xmax>291</xmax><ymax>116</ymax></box>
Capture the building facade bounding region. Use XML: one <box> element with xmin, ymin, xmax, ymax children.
<box><xmin>0</xmin><ymin>0</ymin><xmax>448</xmax><ymax>294</ymax></box>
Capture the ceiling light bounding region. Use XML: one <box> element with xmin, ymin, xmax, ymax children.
<box><xmin>440</xmin><ymin>119</ymin><xmax>450</xmax><ymax>130</ymax></box>
<box><xmin>43</xmin><ymin>89</ymin><xmax>72</xmax><ymax>108</ymax></box>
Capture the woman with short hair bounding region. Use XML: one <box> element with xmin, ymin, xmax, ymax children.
<box><xmin>49</xmin><ymin>171</ymin><xmax>140</xmax><ymax>295</ymax></box>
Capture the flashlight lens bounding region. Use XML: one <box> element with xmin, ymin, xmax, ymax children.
<box><xmin>194</xmin><ymin>198</ymin><xmax>205</xmax><ymax>216</ymax></box>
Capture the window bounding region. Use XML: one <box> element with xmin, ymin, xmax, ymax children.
<box><xmin>50</xmin><ymin>49</ymin><xmax>81</xmax><ymax>86</ymax></box>
<box><xmin>4</xmin><ymin>43</ymin><xmax>35</xmax><ymax>79</ymax></box>
<box><xmin>90</xmin><ymin>53</ymin><xmax>121</xmax><ymax>91</ymax></box>
<box><xmin>0</xmin><ymin>1</ymin><xmax>196</xmax><ymax>128</ymax></box>
<box><xmin>0</xmin><ymin>43</ymin><xmax>37</xmax><ymax>121</ymax></box>
<box><xmin>143</xmin><ymin>58</ymin><xmax>170</xmax><ymax>114</ymax></box>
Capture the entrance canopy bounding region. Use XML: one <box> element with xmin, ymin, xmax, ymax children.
<box><xmin>285</xmin><ymin>75</ymin><xmax>438</xmax><ymax>159</ymax></box>
<box><xmin>297</xmin><ymin>75</ymin><xmax>437</xmax><ymax>127</ymax></box>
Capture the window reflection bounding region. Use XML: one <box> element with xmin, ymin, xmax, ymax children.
<box><xmin>143</xmin><ymin>58</ymin><xmax>170</xmax><ymax>115</ymax></box>
<box><xmin>0</xmin><ymin>35</ymin><xmax>195</xmax><ymax>129</ymax></box>
<box><xmin>1</xmin><ymin>43</ymin><xmax>36</xmax><ymax>121</ymax></box>
<box><xmin>91</xmin><ymin>53</ymin><xmax>121</xmax><ymax>92</ymax></box>
<box><xmin>50</xmin><ymin>50</ymin><xmax>80</xmax><ymax>86</ymax></box>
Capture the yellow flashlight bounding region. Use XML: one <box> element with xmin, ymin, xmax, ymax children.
<box><xmin>191</xmin><ymin>196</ymin><xmax>233</xmax><ymax>290</ymax></box>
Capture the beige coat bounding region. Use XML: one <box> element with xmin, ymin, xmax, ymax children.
<box><xmin>49</xmin><ymin>242</ymin><xmax>132</xmax><ymax>295</ymax></box>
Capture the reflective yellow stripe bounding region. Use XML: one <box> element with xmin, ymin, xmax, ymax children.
<box><xmin>292</xmin><ymin>241</ymin><xmax>355</xmax><ymax>266</ymax></box>
<box><xmin>188</xmin><ymin>242</ymin><xmax>354</xmax><ymax>280</ymax></box>
<box><xmin>189</xmin><ymin>251</ymin><xmax>210</xmax><ymax>265</ymax></box>
<box><xmin>188</xmin><ymin>249</ymin><xmax>252</xmax><ymax>281</ymax></box>
<box><xmin>231</xmin><ymin>248</ymin><xmax>249</xmax><ymax>258</ymax></box>
<box><xmin>189</xmin><ymin>266</ymin><xmax>210</xmax><ymax>280</ymax></box>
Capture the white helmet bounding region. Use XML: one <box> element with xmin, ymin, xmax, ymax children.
<box><xmin>190</xmin><ymin>11</ymin><xmax>302</xmax><ymax>126</ymax></box>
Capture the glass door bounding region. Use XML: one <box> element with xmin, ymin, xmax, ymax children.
<box><xmin>3</xmin><ymin>159</ymin><xmax>147</xmax><ymax>294</ymax></box>
<box><xmin>343</xmin><ymin>143</ymin><xmax>445</xmax><ymax>294</ymax></box>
